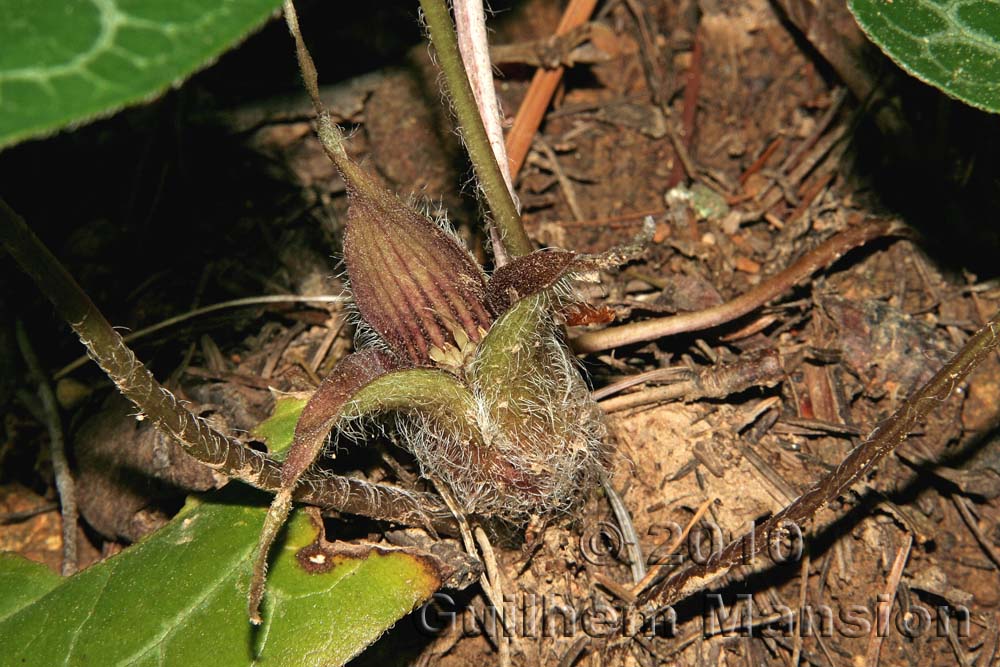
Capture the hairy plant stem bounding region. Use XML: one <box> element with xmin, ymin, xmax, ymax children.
<box><xmin>55</xmin><ymin>294</ymin><xmax>348</xmax><ymax>379</ymax></box>
<box><xmin>418</xmin><ymin>0</ymin><xmax>533</xmax><ymax>258</ymax></box>
<box><xmin>0</xmin><ymin>198</ymin><xmax>457</xmax><ymax>535</ymax></box>
<box><xmin>639</xmin><ymin>308</ymin><xmax>1000</xmax><ymax>610</ymax></box>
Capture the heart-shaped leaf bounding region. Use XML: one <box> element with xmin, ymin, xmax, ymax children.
<box><xmin>0</xmin><ymin>495</ymin><xmax>445</xmax><ymax>666</ymax></box>
<box><xmin>0</xmin><ymin>0</ymin><xmax>284</xmax><ymax>149</ymax></box>
<box><xmin>849</xmin><ymin>0</ymin><xmax>1000</xmax><ymax>113</ymax></box>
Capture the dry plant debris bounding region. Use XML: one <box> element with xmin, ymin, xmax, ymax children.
<box><xmin>2</xmin><ymin>1</ymin><xmax>999</xmax><ymax>666</ymax></box>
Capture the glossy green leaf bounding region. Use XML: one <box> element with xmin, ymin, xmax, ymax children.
<box><xmin>252</xmin><ymin>395</ymin><xmax>309</xmax><ymax>459</ymax></box>
<box><xmin>0</xmin><ymin>0</ymin><xmax>284</xmax><ymax>149</ymax></box>
<box><xmin>849</xmin><ymin>0</ymin><xmax>1000</xmax><ymax>113</ymax></box>
<box><xmin>0</xmin><ymin>553</ymin><xmax>61</xmax><ymax>623</ymax></box>
<box><xmin>0</xmin><ymin>495</ymin><xmax>444</xmax><ymax>666</ymax></box>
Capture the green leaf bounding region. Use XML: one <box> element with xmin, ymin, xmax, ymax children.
<box><xmin>0</xmin><ymin>553</ymin><xmax>61</xmax><ymax>623</ymax></box>
<box><xmin>0</xmin><ymin>495</ymin><xmax>444</xmax><ymax>666</ymax></box>
<box><xmin>0</xmin><ymin>0</ymin><xmax>284</xmax><ymax>149</ymax></box>
<box><xmin>252</xmin><ymin>395</ymin><xmax>309</xmax><ymax>459</ymax></box>
<box><xmin>849</xmin><ymin>0</ymin><xmax>1000</xmax><ymax>113</ymax></box>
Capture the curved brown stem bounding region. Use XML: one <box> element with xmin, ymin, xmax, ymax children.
<box><xmin>572</xmin><ymin>218</ymin><xmax>907</xmax><ymax>353</ymax></box>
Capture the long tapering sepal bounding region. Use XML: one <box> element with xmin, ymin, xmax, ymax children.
<box><xmin>248</xmin><ymin>348</ymin><xmax>399</xmax><ymax>622</ymax></box>
<box><xmin>248</xmin><ymin>351</ymin><xmax>485</xmax><ymax>622</ymax></box>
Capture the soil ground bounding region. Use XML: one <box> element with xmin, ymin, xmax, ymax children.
<box><xmin>1</xmin><ymin>1</ymin><xmax>999</xmax><ymax>666</ymax></box>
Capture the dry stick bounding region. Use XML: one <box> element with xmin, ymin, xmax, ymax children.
<box><xmin>864</xmin><ymin>534</ymin><xmax>912</xmax><ymax>667</ymax></box>
<box><xmin>592</xmin><ymin>366</ymin><xmax>690</xmax><ymax>401</ymax></box>
<box><xmin>419</xmin><ymin>0</ymin><xmax>531</xmax><ymax>258</ymax></box>
<box><xmin>600</xmin><ymin>474</ymin><xmax>647</xmax><ymax>584</ymax></box>
<box><xmin>473</xmin><ymin>525</ymin><xmax>512</xmax><ymax>667</ymax></box>
<box><xmin>630</xmin><ymin>497</ymin><xmax>713</xmax><ymax>596</ymax></box>
<box><xmin>535</xmin><ymin>137</ymin><xmax>585</xmax><ymax>221</ymax></box>
<box><xmin>453</xmin><ymin>0</ymin><xmax>514</xmax><ymax>196</ymax></box>
<box><xmin>945</xmin><ymin>619</ymin><xmax>975</xmax><ymax>667</ymax></box>
<box><xmin>55</xmin><ymin>295</ymin><xmax>348</xmax><ymax>379</ymax></box>
<box><xmin>557</xmin><ymin>636</ymin><xmax>591</xmax><ymax>667</ymax></box>
<box><xmin>572</xmin><ymin>218</ymin><xmax>905</xmax><ymax>353</ymax></box>
<box><xmin>454</xmin><ymin>0</ymin><xmax>516</xmax><ymax>266</ymax></box>
<box><xmin>780</xmin><ymin>88</ymin><xmax>848</xmax><ymax>178</ymax></box>
<box><xmin>790</xmin><ymin>549</ymin><xmax>811</xmax><ymax>667</ymax></box>
<box><xmin>622</xmin><ymin>0</ymin><xmax>666</xmax><ymax>106</ymax></box>
<box><xmin>666</xmin><ymin>28</ymin><xmax>703</xmax><ymax>190</ymax></box>
<box><xmin>504</xmin><ymin>0</ymin><xmax>598</xmax><ymax>179</ymax></box>
<box><xmin>435</xmin><ymin>478</ymin><xmax>507</xmax><ymax>656</ymax></box>
<box><xmin>0</xmin><ymin>199</ymin><xmax>458</xmax><ymax>537</ymax></box>
<box><xmin>985</xmin><ymin>617</ymin><xmax>1000</xmax><ymax>667</ymax></box>
<box><xmin>597</xmin><ymin>350</ymin><xmax>784</xmax><ymax>412</ymax></box>
<box><xmin>16</xmin><ymin>321</ymin><xmax>78</xmax><ymax>576</ymax></box>
<box><xmin>739</xmin><ymin>136</ymin><xmax>785</xmax><ymax>186</ymax></box>
<box><xmin>953</xmin><ymin>495</ymin><xmax>1000</xmax><ymax>570</ymax></box>
<box><xmin>597</xmin><ymin>383</ymin><xmax>698</xmax><ymax>412</ymax></box>
<box><xmin>638</xmin><ymin>308</ymin><xmax>1000</xmax><ymax>612</ymax></box>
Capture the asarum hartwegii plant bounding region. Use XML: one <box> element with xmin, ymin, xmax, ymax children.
<box><xmin>246</xmin><ymin>134</ymin><xmax>650</xmax><ymax>621</ymax></box>
<box><xmin>246</xmin><ymin>4</ymin><xmax>653</xmax><ymax>623</ymax></box>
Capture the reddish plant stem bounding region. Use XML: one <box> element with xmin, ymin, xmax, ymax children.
<box><xmin>739</xmin><ymin>137</ymin><xmax>785</xmax><ymax>186</ymax></box>
<box><xmin>504</xmin><ymin>0</ymin><xmax>599</xmax><ymax>178</ymax></box>
<box><xmin>666</xmin><ymin>29</ymin><xmax>703</xmax><ymax>190</ymax></box>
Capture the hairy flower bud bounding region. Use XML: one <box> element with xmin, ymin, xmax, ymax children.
<box><xmin>343</xmin><ymin>177</ymin><xmax>492</xmax><ymax>366</ymax></box>
<box><xmin>331</xmin><ymin>163</ymin><xmax>607</xmax><ymax>517</ymax></box>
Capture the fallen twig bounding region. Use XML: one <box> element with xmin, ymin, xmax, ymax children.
<box><xmin>864</xmin><ymin>533</ymin><xmax>912</xmax><ymax>667</ymax></box>
<box><xmin>953</xmin><ymin>494</ymin><xmax>1000</xmax><ymax>570</ymax></box>
<box><xmin>16</xmin><ymin>321</ymin><xmax>78</xmax><ymax>576</ymax></box>
<box><xmin>631</xmin><ymin>497</ymin><xmax>713</xmax><ymax>597</ymax></box>
<box><xmin>596</xmin><ymin>349</ymin><xmax>783</xmax><ymax>412</ymax></box>
<box><xmin>638</xmin><ymin>307</ymin><xmax>1000</xmax><ymax>611</ymax></box>
<box><xmin>534</xmin><ymin>137</ymin><xmax>585</xmax><ymax>221</ymax></box>
<box><xmin>454</xmin><ymin>0</ymin><xmax>517</xmax><ymax>265</ymax></box>
<box><xmin>667</xmin><ymin>27</ymin><xmax>703</xmax><ymax>190</ymax></box>
<box><xmin>572</xmin><ymin>218</ymin><xmax>905</xmax><ymax>353</ymax></box>
<box><xmin>791</xmin><ymin>549</ymin><xmax>811</xmax><ymax>667</ymax></box>
<box><xmin>601</xmin><ymin>474</ymin><xmax>646</xmax><ymax>584</ymax></box>
<box><xmin>504</xmin><ymin>0</ymin><xmax>599</xmax><ymax>178</ymax></box>
<box><xmin>453</xmin><ymin>0</ymin><xmax>513</xmax><ymax>196</ymax></box>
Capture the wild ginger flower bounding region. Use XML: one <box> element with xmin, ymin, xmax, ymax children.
<box><xmin>246</xmin><ymin>46</ymin><xmax>651</xmax><ymax>622</ymax></box>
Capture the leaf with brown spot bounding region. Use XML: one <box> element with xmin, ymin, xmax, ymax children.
<box><xmin>0</xmin><ymin>495</ymin><xmax>449</xmax><ymax>666</ymax></box>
